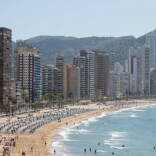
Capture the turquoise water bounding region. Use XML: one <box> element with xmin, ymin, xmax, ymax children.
<box><xmin>52</xmin><ymin>104</ymin><xmax>156</xmax><ymax>156</ymax></box>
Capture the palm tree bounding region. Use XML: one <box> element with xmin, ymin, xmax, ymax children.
<box><xmin>56</xmin><ymin>94</ymin><xmax>64</xmax><ymax>109</ymax></box>
<box><xmin>8</xmin><ymin>96</ymin><xmax>17</xmax><ymax>116</ymax></box>
<box><xmin>43</xmin><ymin>93</ymin><xmax>55</xmax><ymax>108</ymax></box>
<box><xmin>21</xmin><ymin>88</ymin><xmax>29</xmax><ymax>104</ymax></box>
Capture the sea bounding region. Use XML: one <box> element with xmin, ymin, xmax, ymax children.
<box><xmin>51</xmin><ymin>104</ymin><xmax>156</xmax><ymax>156</ymax></box>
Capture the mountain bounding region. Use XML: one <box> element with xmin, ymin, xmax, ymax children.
<box><xmin>24</xmin><ymin>33</ymin><xmax>148</xmax><ymax>65</ymax></box>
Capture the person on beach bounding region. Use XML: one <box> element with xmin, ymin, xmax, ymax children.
<box><xmin>89</xmin><ymin>148</ymin><xmax>92</xmax><ymax>152</ymax></box>
<box><xmin>94</xmin><ymin>149</ymin><xmax>97</xmax><ymax>154</ymax></box>
<box><xmin>22</xmin><ymin>151</ymin><xmax>26</xmax><ymax>156</ymax></box>
<box><xmin>45</xmin><ymin>141</ymin><xmax>47</xmax><ymax>146</ymax></box>
<box><xmin>13</xmin><ymin>141</ymin><xmax>16</xmax><ymax>147</ymax></box>
<box><xmin>54</xmin><ymin>149</ymin><xmax>56</xmax><ymax>154</ymax></box>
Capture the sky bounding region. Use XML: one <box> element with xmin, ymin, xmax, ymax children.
<box><xmin>0</xmin><ymin>0</ymin><xmax>156</xmax><ymax>40</ymax></box>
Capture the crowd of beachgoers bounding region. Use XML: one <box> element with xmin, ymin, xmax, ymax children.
<box><xmin>0</xmin><ymin>99</ymin><xmax>155</xmax><ymax>156</ymax></box>
<box><xmin>0</xmin><ymin>106</ymin><xmax>95</xmax><ymax>155</ymax></box>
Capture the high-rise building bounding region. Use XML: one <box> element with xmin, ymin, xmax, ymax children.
<box><xmin>120</xmin><ymin>72</ymin><xmax>130</xmax><ymax>96</ymax></box>
<box><xmin>64</xmin><ymin>65</ymin><xmax>80</xmax><ymax>99</ymax></box>
<box><xmin>127</xmin><ymin>47</ymin><xmax>142</xmax><ymax>94</ymax></box>
<box><xmin>0</xmin><ymin>27</ymin><xmax>12</xmax><ymax>106</ymax></box>
<box><xmin>146</xmin><ymin>30</ymin><xmax>156</xmax><ymax>68</ymax></box>
<box><xmin>78</xmin><ymin>56</ymin><xmax>86</xmax><ymax>98</ymax></box>
<box><xmin>141</xmin><ymin>45</ymin><xmax>150</xmax><ymax>95</ymax></box>
<box><xmin>15</xmin><ymin>42</ymin><xmax>41</xmax><ymax>102</ymax></box>
<box><xmin>114</xmin><ymin>62</ymin><xmax>129</xmax><ymax>96</ymax></box>
<box><xmin>94</xmin><ymin>51</ymin><xmax>110</xmax><ymax>98</ymax></box>
<box><xmin>16</xmin><ymin>81</ymin><xmax>22</xmax><ymax>104</ymax></box>
<box><xmin>55</xmin><ymin>55</ymin><xmax>65</xmax><ymax>96</ymax></box>
<box><xmin>114</xmin><ymin>62</ymin><xmax>123</xmax><ymax>74</ymax></box>
<box><xmin>109</xmin><ymin>52</ymin><xmax>115</xmax><ymax>70</ymax></box>
<box><xmin>150</xmin><ymin>68</ymin><xmax>156</xmax><ymax>95</ymax></box>
<box><xmin>108</xmin><ymin>71</ymin><xmax>120</xmax><ymax>97</ymax></box>
<box><xmin>73</xmin><ymin>56</ymin><xmax>80</xmax><ymax>67</ymax></box>
<box><xmin>41</xmin><ymin>64</ymin><xmax>54</xmax><ymax>97</ymax></box>
<box><xmin>80</xmin><ymin>50</ymin><xmax>95</xmax><ymax>99</ymax></box>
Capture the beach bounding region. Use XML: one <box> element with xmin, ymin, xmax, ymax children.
<box><xmin>1</xmin><ymin>99</ymin><xmax>156</xmax><ymax>156</ymax></box>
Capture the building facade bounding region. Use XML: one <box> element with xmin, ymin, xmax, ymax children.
<box><xmin>0</xmin><ymin>27</ymin><xmax>12</xmax><ymax>106</ymax></box>
<box><xmin>108</xmin><ymin>71</ymin><xmax>120</xmax><ymax>97</ymax></box>
<box><xmin>41</xmin><ymin>64</ymin><xmax>54</xmax><ymax>97</ymax></box>
<box><xmin>127</xmin><ymin>47</ymin><xmax>142</xmax><ymax>95</ymax></box>
<box><xmin>150</xmin><ymin>68</ymin><xmax>156</xmax><ymax>95</ymax></box>
<box><xmin>80</xmin><ymin>50</ymin><xmax>95</xmax><ymax>99</ymax></box>
<box><xmin>141</xmin><ymin>45</ymin><xmax>150</xmax><ymax>95</ymax></box>
<box><xmin>146</xmin><ymin>30</ymin><xmax>156</xmax><ymax>68</ymax></box>
<box><xmin>94</xmin><ymin>51</ymin><xmax>110</xmax><ymax>98</ymax></box>
<box><xmin>15</xmin><ymin>42</ymin><xmax>41</xmax><ymax>102</ymax></box>
<box><xmin>55</xmin><ymin>55</ymin><xmax>65</xmax><ymax>96</ymax></box>
<box><xmin>64</xmin><ymin>65</ymin><xmax>80</xmax><ymax>99</ymax></box>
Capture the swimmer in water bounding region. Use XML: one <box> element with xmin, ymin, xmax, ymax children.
<box><xmin>89</xmin><ymin>148</ymin><xmax>91</xmax><ymax>152</ymax></box>
<box><xmin>97</xmin><ymin>142</ymin><xmax>100</xmax><ymax>146</ymax></box>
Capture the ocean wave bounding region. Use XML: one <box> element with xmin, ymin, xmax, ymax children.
<box><xmin>104</xmin><ymin>131</ymin><xmax>127</xmax><ymax>148</ymax></box>
<box><xmin>97</xmin><ymin>113</ymin><xmax>107</xmax><ymax>118</ymax></box>
<box><xmin>58</xmin><ymin>126</ymin><xmax>90</xmax><ymax>142</ymax></box>
<box><xmin>69</xmin><ymin>128</ymin><xmax>90</xmax><ymax>135</ymax></box>
<box><xmin>130</xmin><ymin>114</ymin><xmax>138</xmax><ymax>118</ymax></box>
<box><xmin>52</xmin><ymin>141</ymin><xmax>62</xmax><ymax>148</ymax></box>
<box><xmin>111</xmin><ymin>146</ymin><xmax>126</xmax><ymax>150</ymax></box>
<box><xmin>104</xmin><ymin>139</ymin><xmax>121</xmax><ymax>146</ymax></box>
<box><xmin>81</xmin><ymin>120</ymin><xmax>89</xmax><ymax>126</ymax></box>
<box><xmin>58</xmin><ymin>129</ymin><xmax>71</xmax><ymax>141</ymax></box>
<box><xmin>81</xmin><ymin>117</ymin><xmax>99</xmax><ymax>126</ymax></box>
<box><xmin>88</xmin><ymin>116</ymin><xmax>99</xmax><ymax>122</ymax></box>
<box><xmin>109</xmin><ymin>131</ymin><xmax>127</xmax><ymax>138</ymax></box>
<box><xmin>132</xmin><ymin>109</ymin><xmax>146</xmax><ymax>112</ymax></box>
<box><xmin>97</xmin><ymin>149</ymin><xmax>107</xmax><ymax>153</ymax></box>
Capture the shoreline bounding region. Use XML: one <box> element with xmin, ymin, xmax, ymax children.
<box><xmin>8</xmin><ymin>100</ymin><xmax>156</xmax><ymax>156</ymax></box>
<box><xmin>49</xmin><ymin>100</ymin><xmax>156</xmax><ymax>156</ymax></box>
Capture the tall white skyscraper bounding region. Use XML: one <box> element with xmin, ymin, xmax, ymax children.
<box><xmin>80</xmin><ymin>50</ymin><xmax>95</xmax><ymax>99</ymax></box>
<box><xmin>128</xmin><ymin>47</ymin><xmax>139</xmax><ymax>94</ymax></box>
<box><xmin>126</xmin><ymin>47</ymin><xmax>142</xmax><ymax>94</ymax></box>
<box><xmin>114</xmin><ymin>62</ymin><xmax>123</xmax><ymax>74</ymax></box>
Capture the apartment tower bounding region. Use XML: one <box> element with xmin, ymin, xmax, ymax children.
<box><xmin>15</xmin><ymin>41</ymin><xmax>41</xmax><ymax>102</ymax></box>
<box><xmin>141</xmin><ymin>45</ymin><xmax>150</xmax><ymax>95</ymax></box>
<box><xmin>0</xmin><ymin>27</ymin><xmax>12</xmax><ymax>106</ymax></box>
<box><xmin>55</xmin><ymin>55</ymin><xmax>65</xmax><ymax>96</ymax></box>
<box><xmin>94</xmin><ymin>51</ymin><xmax>110</xmax><ymax>98</ymax></box>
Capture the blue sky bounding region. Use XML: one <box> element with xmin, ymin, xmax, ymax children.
<box><xmin>0</xmin><ymin>0</ymin><xmax>156</xmax><ymax>40</ymax></box>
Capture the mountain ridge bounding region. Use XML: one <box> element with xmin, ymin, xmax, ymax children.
<box><xmin>23</xmin><ymin>31</ymin><xmax>152</xmax><ymax>65</ymax></box>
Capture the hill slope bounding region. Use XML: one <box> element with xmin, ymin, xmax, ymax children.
<box><xmin>25</xmin><ymin>34</ymin><xmax>147</xmax><ymax>65</ymax></box>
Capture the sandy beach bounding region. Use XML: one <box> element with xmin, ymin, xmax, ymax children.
<box><xmin>1</xmin><ymin>99</ymin><xmax>156</xmax><ymax>156</ymax></box>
